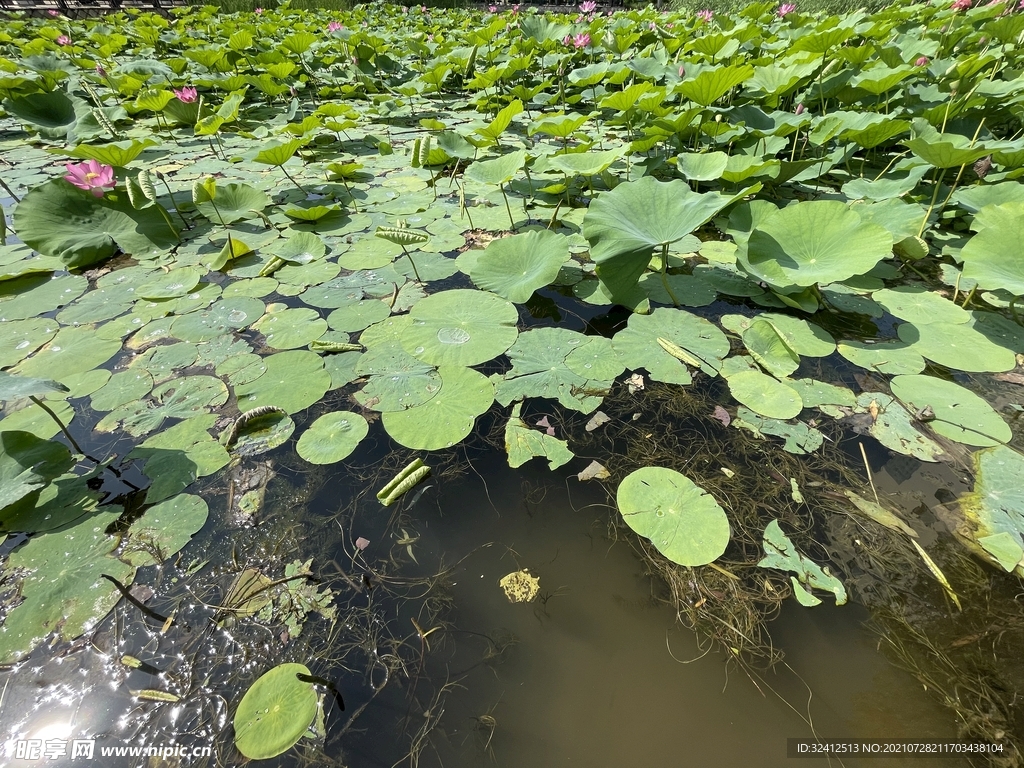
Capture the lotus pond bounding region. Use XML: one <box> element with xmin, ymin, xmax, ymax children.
<box><xmin>1</xmin><ymin>0</ymin><xmax>1024</xmax><ymax>764</ymax></box>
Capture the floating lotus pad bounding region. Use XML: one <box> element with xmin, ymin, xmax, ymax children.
<box><xmin>959</xmin><ymin>203</ymin><xmax>1024</xmax><ymax>297</ymax></box>
<box><xmin>235</xmin><ymin>351</ymin><xmax>332</xmax><ymax>414</ymax></box>
<box><xmin>612</xmin><ymin>307</ymin><xmax>729</xmax><ymax>385</ymax></box>
<box><xmin>234</xmin><ymin>663</ymin><xmax>318</xmax><ymax>760</ymax></box>
<box><xmin>90</xmin><ymin>370</ymin><xmax>154</xmax><ymax>412</ymax></box>
<box><xmin>0</xmin><ymin>509</ymin><xmax>135</xmax><ymax>664</ymax></box>
<box><xmin>0</xmin><ymin>318</ymin><xmax>58</xmax><ymax>368</ymax></box>
<box><xmin>253</xmin><ymin>305</ymin><xmax>328</xmax><ymax>350</ymax></box>
<box><xmin>494</xmin><ymin>327</ymin><xmax>610</xmax><ymax>414</ymax></box>
<box><xmin>616</xmin><ymin>466</ymin><xmax>731</xmax><ymax>567</ymax></box>
<box><xmin>469</xmin><ymin>229</ymin><xmax>569</xmax><ymax>303</ymax></box>
<box><xmin>354</xmin><ymin>340</ymin><xmax>441</xmax><ymax>412</ymax></box>
<box><xmin>958</xmin><ymin>445</ymin><xmax>1024</xmax><ymax>573</ymax></box>
<box><xmin>296</xmin><ymin>411</ymin><xmax>369</xmax><ymax>464</ymax></box>
<box><xmin>15</xmin><ymin>325</ymin><xmax>122</xmax><ymax>381</ymax></box>
<box><xmin>0</xmin><ymin>273</ymin><xmax>88</xmax><ymax>321</ymax></box>
<box><xmin>381</xmin><ymin>365</ymin><xmax>494</xmax><ymax>450</ymax></box>
<box><xmin>872</xmin><ymin>286</ymin><xmax>970</xmax><ymax>325</ymax></box>
<box><xmin>400</xmin><ymin>289</ymin><xmax>519</xmax><ymax>368</ymax></box>
<box><xmin>837</xmin><ymin>340</ymin><xmax>926</xmax><ymax>375</ymax></box>
<box><xmin>890</xmin><ymin>374</ymin><xmax>1011</xmax><ymax>447</ymax></box>
<box><xmin>727</xmin><ymin>370</ymin><xmax>803</xmax><ymax>419</ymax></box>
<box><xmin>505</xmin><ymin>403</ymin><xmax>574</xmax><ymax>470</ymax></box>
<box><xmin>123</xmin><ymin>493</ymin><xmax>210</xmax><ymax>567</ymax></box>
<box><xmin>170</xmin><ymin>297</ymin><xmax>266</xmax><ymax>343</ymax></box>
<box><xmin>896</xmin><ymin>321</ymin><xmax>1015</xmax><ymax>373</ymax></box>
<box><xmin>136</xmin><ymin>266</ymin><xmax>206</xmax><ymax>300</ymax></box>
<box><xmin>739</xmin><ymin>201</ymin><xmax>893</xmax><ymax>289</ymax></box>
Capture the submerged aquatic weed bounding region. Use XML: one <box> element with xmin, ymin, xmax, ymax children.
<box><xmin>63</xmin><ymin>160</ymin><xmax>115</xmax><ymax>198</ymax></box>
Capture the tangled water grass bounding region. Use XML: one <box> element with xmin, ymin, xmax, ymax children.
<box><xmin>2</xmin><ymin>0</ymin><xmax>1024</xmax><ymax>762</ymax></box>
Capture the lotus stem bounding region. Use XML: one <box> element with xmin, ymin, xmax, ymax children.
<box><xmin>29</xmin><ymin>395</ymin><xmax>88</xmax><ymax>458</ymax></box>
<box><xmin>279</xmin><ymin>163</ymin><xmax>309</xmax><ymax>195</ymax></box>
<box><xmin>156</xmin><ymin>173</ymin><xmax>191</xmax><ymax>229</ymax></box>
<box><xmin>917</xmin><ymin>166</ymin><xmax>947</xmax><ymax>239</ymax></box>
<box><xmin>659</xmin><ymin>243</ymin><xmax>680</xmax><ymax>307</ymax></box>
<box><xmin>500</xmin><ymin>182</ymin><xmax>516</xmax><ymax>231</ymax></box>
<box><xmin>936</xmin><ymin>118</ymin><xmax>986</xmax><ymax>219</ymax></box>
<box><xmin>401</xmin><ymin>245</ymin><xmax>423</xmax><ymax>283</ymax></box>
<box><xmin>0</xmin><ymin>176</ymin><xmax>20</xmax><ymax>202</ymax></box>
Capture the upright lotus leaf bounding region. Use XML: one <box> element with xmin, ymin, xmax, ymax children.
<box><xmin>739</xmin><ymin>201</ymin><xmax>893</xmax><ymax>288</ymax></box>
<box><xmin>296</xmin><ymin>411</ymin><xmax>369</xmax><ymax>464</ymax></box>
<box><xmin>235</xmin><ymin>351</ymin><xmax>331</xmax><ymax>414</ymax></box>
<box><xmin>757</xmin><ymin>520</ymin><xmax>847</xmax><ymax>606</ymax></box>
<box><xmin>959</xmin><ymin>203</ymin><xmax>1024</xmax><ymax>297</ymax></box>
<box><xmin>0</xmin><ymin>509</ymin><xmax>135</xmax><ymax>664</ymax></box>
<box><xmin>234</xmin><ymin>663</ymin><xmax>318</xmax><ymax>760</ymax></box>
<box><xmin>755</xmin><ymin>314</ymin><xmax>836</xmax><ymax>357</ymax></box>
<box><xmin>728</xmin><ymin>370</ymin><xmax>803</xmax><ymax>419</ymax></box>
<box><xmin>617</xmin><ymin>467</ymin><xmax>730</xmax><ymax>567</ymax></box>
<box><xmin>896</xmin><ymin>321</ymin><xmax>1014</xmax><ymax>373</ymax></box>
<box><xmin>464</xmin><ymin>149</ymin><xmax>527</xmax><ymax>186</ymax></box>
<box><xmin>400</xmin><ymin>289</ymin><xmax>519</xmax><ymax>367</ymax></box>
<box><xmin>583</xmin><ymin>178</ymin><xmax>753</xmax><ymax>301</ymax></box>
<box><xmin>547</xmin><ymin>149</ymin><xmax>623</xmax><ymax>177</ymax></box>
<box><xmin>958</xmin><ymin>445</ymin><xmax>1024</xmax><ymax>574</ymax></box>
<box><xmin>1</xmin><ymin>472</ymin><xmax>101</xmax><ymax>534</ymax></box>
<box><xmin>196</xmin><ymin>183</ymin><xmax>269</xmax><ymax>225</ymax></box>
<box><xmin>56</xmin><ymin>138</ymin><xmax>159</xmax><ymax>168</ymax></box>
<box><xmin>676</xmin><ymin>64</ymin><xmax>755</xmax><ymax>106</ymax></box>
<box><xmin>13</xmin><ymin>180</ymin><xmax>179</xmax><ymax>267</ymax></box>
<box><xmin>890</xmin><ymin>375</ymin><xmax>1010</xmax><ymax>447</ymax></box>
<box><xmin>0</xmin><ymin>431</ymin><xmax>74</xmax><ymax>511</ymax></box>
<box><xmin>381</xmin><ymin>365</ymin><xmax>494</xmax><ymax>450</ymax></box>
<box><xmin>612</xmin><ymin>307</ymin><xmax>729</xmax><ymax>385</ymax></box>
<box><xmin>469</xmin><ymin>230</ymin><xmax>568</xmax><ymax>303</ymax></box>
<box><xmin>905</xmin><ymin>130</ymin><xmax>992</xmax><ymax>169</ymax></box>
<box><xmin>494</xmin><ymin>327</ymin><xmax>611</xmax><ymax>414</ymax></box>
<box><xmin>123</xmin><ymin>494</ymin><xmax>209</xmax><ymax>567</ymax></box>
<box><xmin>2</xmin><ymin>90</ymin><xmax>80</xmax><ymax>140</ymax></box>
<box><xmin>354</xmin><ymin>340</ymin><xmax>441</xmax><ymax>412</ymax></box>
<box><xmin>505</xmin><ymin>402</ymin><xmax>573</xmax><ymax>471</ymax></box>
<box><xmin>676</xmin><ymin>151</ymin><xmax>730</xmax><ymax>182</ymax></box>
<box><xmin>742</xmin><ymin>318</ymin><xmax>800</xmax><ymax>378</ymax></box>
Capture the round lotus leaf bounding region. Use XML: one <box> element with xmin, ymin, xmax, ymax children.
<box><xmin>1</xmin><ymin>472</ymin><xmax>101</xmax><ymax>534</ymax></box>
<box><xmin>360</xmin><ymin>314</ymin><xmax>413</xmax><ymax>347</ymax></box>
<box><xmin>123</xmin><ymin>494</ymin><xmax>210</xmax><ymax>567</ymax></box>
<box><xmin>56</xmin><ymin>286</ymin><xmax>135</xmax><ymax>325</ymax></box>
<box><xmin>235</xmin><ymin>351</ymin><xmax>331</xmax><ymax>414</ymax></box>
<box><xmin>354</xmin><ymin>340</ymin><xmax>441</xmax><ymax>412</ymax></box>
<box><xmin>890</xmin><ymin>374</ymin><xmax>1011</xmax><ymax>447</ymax></box>
<box><xmin>382</xmin><ymin>365</ymin><xmax>494</xmax><ymax>450</ymax></box>
<box><xmin>0</xmin><ymin>400</ymin><xmax>74</xmax><ymax>440</ymax></box>
<box><xmin>0</xmin><ymin>430</ymin><xmax>74</xmax><ymax>510</ymax></box>
<box><xmin>130</xmin><ymin>342</ymin><xmax>200</xmax><ymax>381</ymax></box>
<box><xmin>612</xmin><ymin>307</ymin><xmax>729</xmax><ymax>385</ymax></box>
<box><xmin>327</xmin><ymin>298</ymin><xmax>391</xmax><ymax>333</ymax></box>
<box><xmin>741</xmin><ymin>201</ymin><xmax>893</xmax><ymax>288</ymax></box>
<box><xmin>959</xmin><ymin>203</ymin><xmax>1024</xmax><ymax>296</ymax></box>
<box><xmin>0</xmin><ymin>318</ymin><xmax>58</xmax><ymax>369</ymax></box>
<box><xmin>728</xmin><ymin>370</ymin><xmax>803</xmax><ymax>419</ymax></box>
<box><xmin>270</xmin><ymin>231</ymin><xmax>327</xmax><ymax>264</ymax></box>
<box><xmin>275</xmin><ymin>260</ymin><xmax>340</xmax><ymax>291</ymax></box>
<box><xmin>637</xmin><ymin>272</ymin><xmax>717</xmax><ymax>307</ymax></box>
<box><xmin>617</xmin><ymin>467</ymin><xmax>730</xmax><ymax>567</ymax></box>
<box><xmin>0</xmin><ymin>274</ymin><xmax>88</xmax><ymax>321</ymax></box>
<box><xmin>564</xmin><ymin>336</ymin><xmax>626</xmax><ymax>381</ymax></box>
<box><xmin>234</xmin><ymin>663</ymin><xmax>318</xmax><ymax>760</ymax></box>
<box><xmin>872</xmin><ymin>286</ymin><xmax>970</xmax><ymax>325</ymax></box>
<box><xmin>897</xmin><ymin>321</ymin><xmax>1015</xmax><ymax>373</ymax></box>
<box><xmin>253</xmin><ymin>306</ymin><xmax>328</xmax><ymax>350</ymax></box>
<box><xmin>400</xmin><ymin>289</ymin><xmax>519</xmax><ymax>367</ymax></box>
<box><xmin>90</xmin><ymin>369</ymin><xmax>154</xmax><ymax>412</ymax></box>
<box><xmin>394</xmin><ymin>251</ymin><xmax>459</xmax><ymax>283</ymax></box>
<box><xmin>217</xmin><ymin>353</ymin><xmax>268</xmax><ymax>387</ymax></box>
<box><xmin>324</xmin><ymin>351</ymin><xmax>362</xmax><ymax>390</ymax></box>
<box><xmin>755</xmin><ymin>313</ymin><xmax>835</xmax><ymax>357</ymax></box>
<box><xmin>136</xmin><ymin>267</ymin><xmax>206</xmax><ymax>300</ymax></box>
<box><xmin>0</xmin><ymin>371</ymin><xmax>68</xmax><ymax>402</ymax></box>
<box><xmin>164</xmin><ymin>282</ymin><xmax>222</xmax><ymax>316</ymax></box>
<box><xmin>196</xmin><ymin>182</ymin><xmax>269</xmax><ymax>225</ymax></box>
<box><xmin>103</xmin><ymin>375</ymin><xmax>229</xmax><ymax>437</ymax></box>
<box><xmin>296</xmin><ymin>411</ymin><xmax>369</xmax><ymax>464</ymax></box>
<box><xmin>469</xmin><ymin>230</ymin><xmax>568</xmax><ymax>303</ymax></box>
<box><xmin>338</xmin><ymin>237</ymin><xmax>400</xmax><ymax>270</ymax></box>
<box><xmin>223</xmin><ymin>277</ymin><xmax>279</xmax><ymax>298</ymax></box>
<box><xmin>171</xmin><ymin>297</ymin><xmax>266</xmax><ymax>343</ymax></box>
<box><xmin>0</xmin><ymin>509</ymin><xmax>134</xmax><ymax>664</ymax></box>
<box><xmin>15</xmin><ymin>325</ymin><xmax>122</xmax><ymax>382</ymax></box>
<box><xmin>229</xmin><ymin>410</ymin><xmax>296</xmax><ymax>457</ymax></box>
<box><xmin>836</xmin><ymin>340</ymin><xmax>925</xmax><ymax>375</ymax></box>
<box><xmin>59</xmin><ymin>369</ymin><xmax>111</xmax><ymax>400</ymax></box>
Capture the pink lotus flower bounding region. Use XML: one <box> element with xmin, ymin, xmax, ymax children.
<box><xmin>573</xmin><ymin>32</ymin><xmax>591</xmax><ymax>48</ymax></box>
<box><xmin>696</xmin><ymin>8</ymin><xmax>714</xmax><ymax>21</ymax></box>
<box><xmin>488</xmin><ymin>3</ymin><xmax>497</xmax><ymax>10</ymax></box>
<box><xmin>512</xmin><ymin>4</ymin><xmax>520</xmax><ymax>12</ymax></box>
<box><xmin>173</xmin><ymin>86</ymin><xmax>197</xmax><ymax>103</ymax></box>
<box><xmin>649</xmin><ymin>20</ymin><xmax>657</xmax><ymax>29</ymax></box>
<box><xmin>64</xmin><ymin>159</ymin><xmax>115</xmax><ymax>198</ymax></box>
<box><xmin>915</xmin><ymin>55</ymin><xmax>930</xmax><ymax>66</ymax></box>
<box><xmin>563</xmin><ymin>34</ymin><xmax>572</xmax><ymax>45</ymax></box>
<box><xmin>328</xmin><ymin>20</ymin><xmax>343</xmax><ymax>31</ymax></box>
<box><xmin>254</xmin><ymin>6</ymin><xmax>263</xmax><ymax>13</ymax></box>
<box><xmin>355</xmin><ymin>536</ymin><xmax>370</xmax><ymax>550</ymax></box>
<box><xmin>777</xmin><ymin>2</ymin><xmax>796</xmax><ymax>15</ymax></box>
<box><xmin>95</xmin><ymin>64</ymin><xmax>107</xmax><ymax>77</ymax></box>
<box><xmin>579</xmin><ymin>0</ymin><xmax>596</xmax><ymax>11</ymax></box>
<box><xmin>47</xmin><ymin>8</ymin><xmax>60</xmax><ymax>15</ymax></box>
<box><xmin>951</xmin><ymin>0</ymin><xmax>971</xmax><ymax>9</ymax></box>
<box><xmin>56</xmin><ymin>34</ymin><xmax>71</xmax><ymax>46</ymax></box>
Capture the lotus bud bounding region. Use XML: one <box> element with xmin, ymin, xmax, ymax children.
<box><xmin>678</xmin><ymin>65</ymin><xmax>685</xmax><ymax>77</ymax></box>
<box><xmin>915</xmin><ymin>56</ymin><xmax>930</xmax><ymax>66</ymax></box>
<box><xmin>795</xmin><ymin>102</ymin><xmax>805</xmax><ymax>115</ymax></box>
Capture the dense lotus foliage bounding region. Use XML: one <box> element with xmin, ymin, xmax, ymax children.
<box><xmin>1</xmin><ymin>0</ymin><xmax>1024</xmax><ymax>716</ymax></box>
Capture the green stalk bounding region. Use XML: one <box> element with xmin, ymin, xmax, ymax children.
<box><xmin>917</xmin><ymin>166</ymin><xmax>947</xmax><ymax>238</ymax></box>
<box><xmin>157</xmin><ymin>173</ymin><xmax>191</xmax><ymax>229</ymax></box>
<box><xmin>659</xmin><ymin>243</ymin><xmax>680</xmax><ymax>307</ymax></box>
<box><xmin>279</xmin><ymin>163</ymin><xmax>309</xmax><ymax>195</ymax></box>
<box><xmin>500</xmin><ymin>182</ymin><xmax>516</xmax><ymax>231</ymax></box>
<box><xmin>401</xmin><ymin>245</ymin><xmax>422</xmax><ymax>282</ymax></box>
